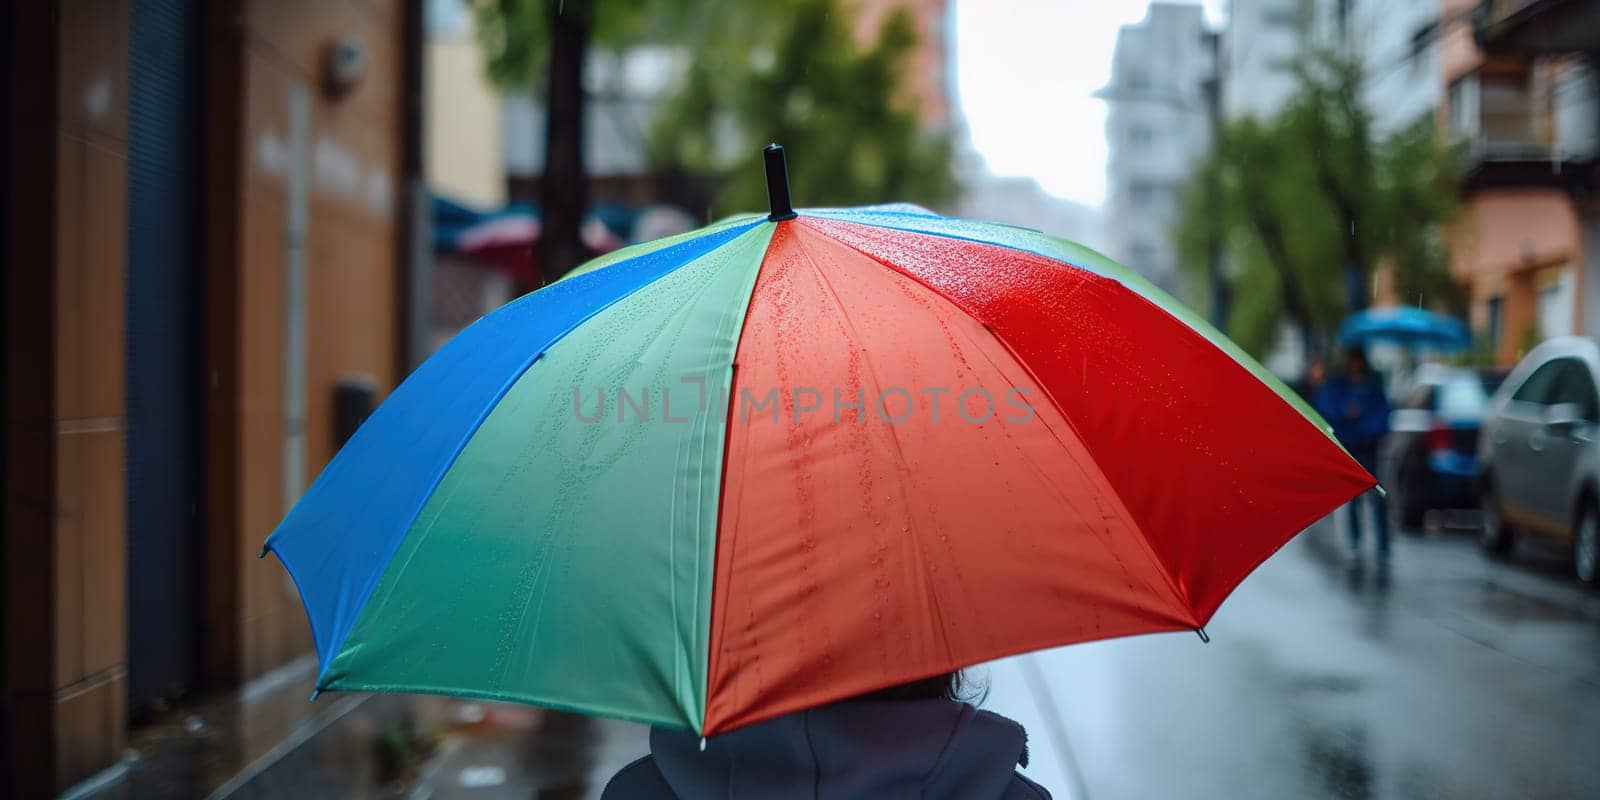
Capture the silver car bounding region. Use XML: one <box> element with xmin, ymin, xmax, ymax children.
<box><xmin>1477</xmin><ymin>336</ymin><xmax>1600</xmax><ymax>584</ymax></box>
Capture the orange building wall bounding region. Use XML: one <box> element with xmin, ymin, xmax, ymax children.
<box><xmin>1454</xmin><ymin>191</ymin><xmax>1582</xmax><ymax>278</ymax></box>
<box><xmin>50</xmin><ymin>0</ymin><xmax>133</xmax><ymax>787</ymax></box>
<box><xmin>4</xmin><ymin>0</ymin><xmax>134</xmax><ymax>791</ymax></box>
<box><xmin>4</xmin><ymin>1</ymin><xmax>409</xmax><ymax>793</ymax></box>
<box><xmin>1452</xmin><ymin>190</ymin><xmax>1585</xmax><ymax>363</ymax></box>
<box><xmin>230</xmin><ymin>0</ymin><xmax>404</xmax><ymax>682</ymax></box>
<box><xmin>1437</xmin><ymin>0</ymin><xmax>1589</xmax><ymax>366</ymax></box>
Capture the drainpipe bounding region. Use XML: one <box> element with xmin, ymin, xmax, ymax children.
<box><xmin>1581</xmin><ymin>50</ymin><xmax>1600</xmax><ymax>336</ymax></box>
<box><xmin>1202</xmin><ymin>30</ymin><xmax>1230</xmax><ymax>329</ymax></box>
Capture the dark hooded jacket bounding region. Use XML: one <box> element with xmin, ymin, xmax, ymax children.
<box><xmin>1312</xmin><ymin>372</ymin><xmax>1391</xmax><ymax>467</ymax></box>
<box><xmin>601</xmin><ymin>699</ymin><xmax>1050</xmax><ymax>799</ymax></box>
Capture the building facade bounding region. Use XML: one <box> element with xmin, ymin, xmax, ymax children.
<box><xmin>2</xmin><ymin>1</ymin><xmax>422</xmax><ymax>793</ymax></box>
<box><xmin>1188</xmin><ymin>0</ymin><xmax>1596</xmax><ymax>370</ymax></box>
<box><xmin>1101</xmin><ymin>2</ymin><xmax>1217</xmax><ymax>293</ymax></box>
<box><xmin>1221</xmin><ymin>0</ymin><xmax>1310</xmax><ymax>121</ymax></box>
<box><xmin>1216</xmin><ymin>0</ymin><xmax>1447</xmax><ymax>375</ymax></box>
<box><xmin>1225</xmin><ymin>0</ymin><xmax>1442</xmax><ymax>142</ymax></box>
<box><xmin>1441</xmin><ymin>0</ymin><xmax>1600</xmax><ymax>365</ymax></box>
<box><xmin>1331</xmin><ymin>0</ymin><xmax>1444</xmax><ymax>135</ymax></box>
<box><xmin>425</xmin><ymin>0</ymin><xmax>506</xmax><ymax>207</ymax></box>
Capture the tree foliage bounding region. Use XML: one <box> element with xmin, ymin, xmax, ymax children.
<box><xmin>472</xmin><ymin>0</ymin><xmax>683</xmax><ymax>92</ymax></box>
<box><xmin>1175</xmin><ymin>48</ymin><xmax>1463</xmax><ymax>359</ymax></box>
<box><xmin>648</xmin><ymin>0</ymin><xmax>958</xmax><ymax>216</ymax></box>
<box><xmin>471</xmin><ymin>0</ymin><xmax>956</xmax><ymax>270</ymax></box>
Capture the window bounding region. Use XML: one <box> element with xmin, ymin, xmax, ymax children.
<box><xmin>1486</xmin><ymin>295</ymin><xmax>1503</xmax><ymax>350</ymax></box>
<box><xmin>1554</xmin><ymin>65</ymin><xmax>1598</xmax><ymax>156</ymax></box>
<box><xmin>1512</xmin><ymin>360</ymin><xmax>1565</xmax><ymax>405</ymax></box>
<box><xmin>1545</xmin><ymin>360</ymin><xmax>1600</xmax><ymax>421</ymax></box>
<box><xmin>1481</xmin><ymin>70</ymin><xmax>1536</xmax><ymax>145</ymax></box>
<box><xmin>1436</xmin><ymin>377</ymin><xmax>1489</xmax><ymax>421</ymax></box>
<box><xmin>1447</xmin><ymin>75</ymin><xmax>1480</xmax><ymax>140</ymax></box>
<box><xmin>1407</xmin><ymin>21</ymin><xmax>1436</xmax><ymax>78</ymax></box>
<box><xmin>1129</xmin><ymin>181</ymin><xmax>1157</xmax><ymax>208</ymax></box>
<box><xmin>1130</xmin><ymin>124</ymin><xmax>1154</xmax><ymax>148</ymax></box>
<box><xmin>1537</xmin><ymin>268</ymin><xmax>1574</xmax><ymax>340</ymax></box>
<box><xmin>1404</xmin><ymin>385</ymin><xmax>1437</xmax><ymax>411</ymax></box>
<box><xmin>1129</xmin><ymin>241</ymin><xmax>1158</xmax><ymax>271</ymax></box>
<box><xmin>1263</xmin><ymin>6</ymin><xmax>1301</xmax><ymax>29</ymax></box>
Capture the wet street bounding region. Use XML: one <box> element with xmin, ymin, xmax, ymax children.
<box><xmin>985</xmin><ymin>517</ymin><xmax>1600</xmax><ymax>800</ymax></box>
<box><xmin>105</xmin><ymin>515</ymin><xmax>1600</xmax><ymax>799</ymax></box>
<box><xmin>384</xmin><ymin>514</ymin><xmax>1600</xmax><ymax>800</ymax></box>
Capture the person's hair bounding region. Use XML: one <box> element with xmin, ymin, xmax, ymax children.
<box><xmin>855</xmin><ymin>670</ymin><xmax>986</xmax><ymax>704</ymax></box>
<box><xmin>1345</xmin><ymin>348</ymin><xmax>1369</xmax><ymax>370</ymax></box>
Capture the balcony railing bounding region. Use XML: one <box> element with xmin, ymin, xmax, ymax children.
<box><xmin>1476</xmin><ymin>0</ymin><xmax>1600</xmax><ymax>54</ymax></box>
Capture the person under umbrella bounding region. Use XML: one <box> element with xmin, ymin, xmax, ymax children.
<box><xmin>1314</xmin><ymin>348</ymin><xmax>1392</xmax><ymax>562</ymax></box>
<box><xmin>602</xmin><ymin>671</ymin><xmax>1051</xmax><ymax>798</ymax></box>
<box><xmin>263</xmin><ymin>147</ymin><xmax>1372</xmax><ymax>798</ymax></box>
<box><xmin>1295</xmin><ymin>354</ymin><xmax>1327</xmax><ymax>403</ymax></box>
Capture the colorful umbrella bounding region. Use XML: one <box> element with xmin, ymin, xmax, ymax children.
<box><xmin>456</xmin><ymin>214</ymin><xmax>625</xmax><ymax>286</ymax></box>
<box><xmin>265</xmin><ymin>146</ymin><xmax>1372</xmax><ymax>737</ymax></box>
<box><xmin>1337</xmin><ymin>305</ymin><xmax>1471</xmax><ymax>352</ymax></box>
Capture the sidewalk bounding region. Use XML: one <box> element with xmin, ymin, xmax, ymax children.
<box><xmin>62</xmin><ymin>655</ymin><xmax>648</xmax><ymax>800</ymax></box>
<box><xmin>73</xmin><ymin>512</ymin><xmax>1600</xmax><ymax>799</ymax></box>
<box><xmin>401</xmin><ymin>709</ymin><xmax>645</xmax><ymax>800</ymax></box>
<box><xmin>64</xmin><ymin>655</ymin><xmax>418</xmax><ymax>799</ymax></box>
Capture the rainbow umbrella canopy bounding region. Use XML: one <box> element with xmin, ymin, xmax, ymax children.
<box><xmin>265</xmin><ymin>146</ymin><xmax>1372</xmax><ymax>737</ymax></box>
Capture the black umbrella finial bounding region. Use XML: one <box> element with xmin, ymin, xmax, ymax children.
<box><xmin>764</xmin><ymin>144</ymin><xmax>797</xmax><ymax>221</ymax></box>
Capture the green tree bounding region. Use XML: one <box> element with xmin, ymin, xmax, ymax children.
<box><xmin>473</xmin><ymin>0</ymin><xmax>692</xmax><ymax>282</ymax></box>
<box><xmin>1372</xmin><ymin>117</ymin><xmax>1465</xmax><ymax>310</ymax></box>
<box><xmin>1283</xmin><ymin>52</ymin><xmax>1375</xmax><ymax>315</ymax></box>
<box><xmin>650</xmin><ymin>0</ymin><xmax>958</xmax><ymax>217</ymax></box>
<box><xmin>1174</xmin><ymin>47</ymin><xmax>1462</xmax><ymax>360</ymax></box>
<box><xmin>473</xmin><ymin>1</ymin><xmax>954</xmax><ymax>276</ymax></box>
<box><xmin>1177</xmin><ymin>118</ymin><xmax>1338</xmax><ymax>357</ymax></box>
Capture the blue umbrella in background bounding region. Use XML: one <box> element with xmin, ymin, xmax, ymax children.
<box><xmin>1338</xmin><ymin>306</ymin><xmax>1471</xmax><ymax>352</ymax></box>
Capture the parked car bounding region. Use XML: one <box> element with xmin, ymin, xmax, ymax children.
<box><xmin>1381</xmin><ymin>365</ymin><xmax>1489</xmax><ymax>529</ymax></box>
<box><xmin>1477</xmin><ymin>337</ymin><xmax>1600</xmax><ymax>584</ymax></box>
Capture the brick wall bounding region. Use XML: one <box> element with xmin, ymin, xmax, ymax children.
<box><xmin>4</xmin><ymin>0</ymin><xmax>413</xmax><ymax>792</ymax></box>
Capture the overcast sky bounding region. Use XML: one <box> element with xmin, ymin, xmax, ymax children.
<box><xmin>955</xmin><ymin>0</ymin><xmax>1226</xmax><ymax>207</ymax></box>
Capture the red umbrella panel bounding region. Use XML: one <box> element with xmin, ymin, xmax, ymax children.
<box><xmin>703</xmin><ymin>218</ymin><xmax>1368</xmax><ymax>732</ymax></box>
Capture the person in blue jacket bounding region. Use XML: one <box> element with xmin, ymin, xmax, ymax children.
<box><xmin>601</xmin><ymin>672</ymin><xmax>1050</xmax><ymax>799</ymax></box>
<box><xmin>1313</xmin><ymin>348</ymin><xmax>1392</xmax><ymax>561</ymax></box>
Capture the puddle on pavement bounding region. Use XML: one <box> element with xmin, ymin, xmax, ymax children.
<box><xmin>1287</xmin><ymin>673</ymin><xmax>1365</xmax><ymax>695</ymax></box>
<box><xmin>1475</xmin><ymin>583</ymin><xmax>1590</xmax><ymax>624</ymax></box>
<box><xmin>1297</xmin><ymin>721</ymin><xmax>1374</xmax><ymax>800</ymax></box>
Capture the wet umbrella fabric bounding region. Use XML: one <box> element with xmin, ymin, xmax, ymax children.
<box><xmin>265</xmin><ymin>192</ymin><xmax>1372</xmax><ymax>737</ymax></box>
